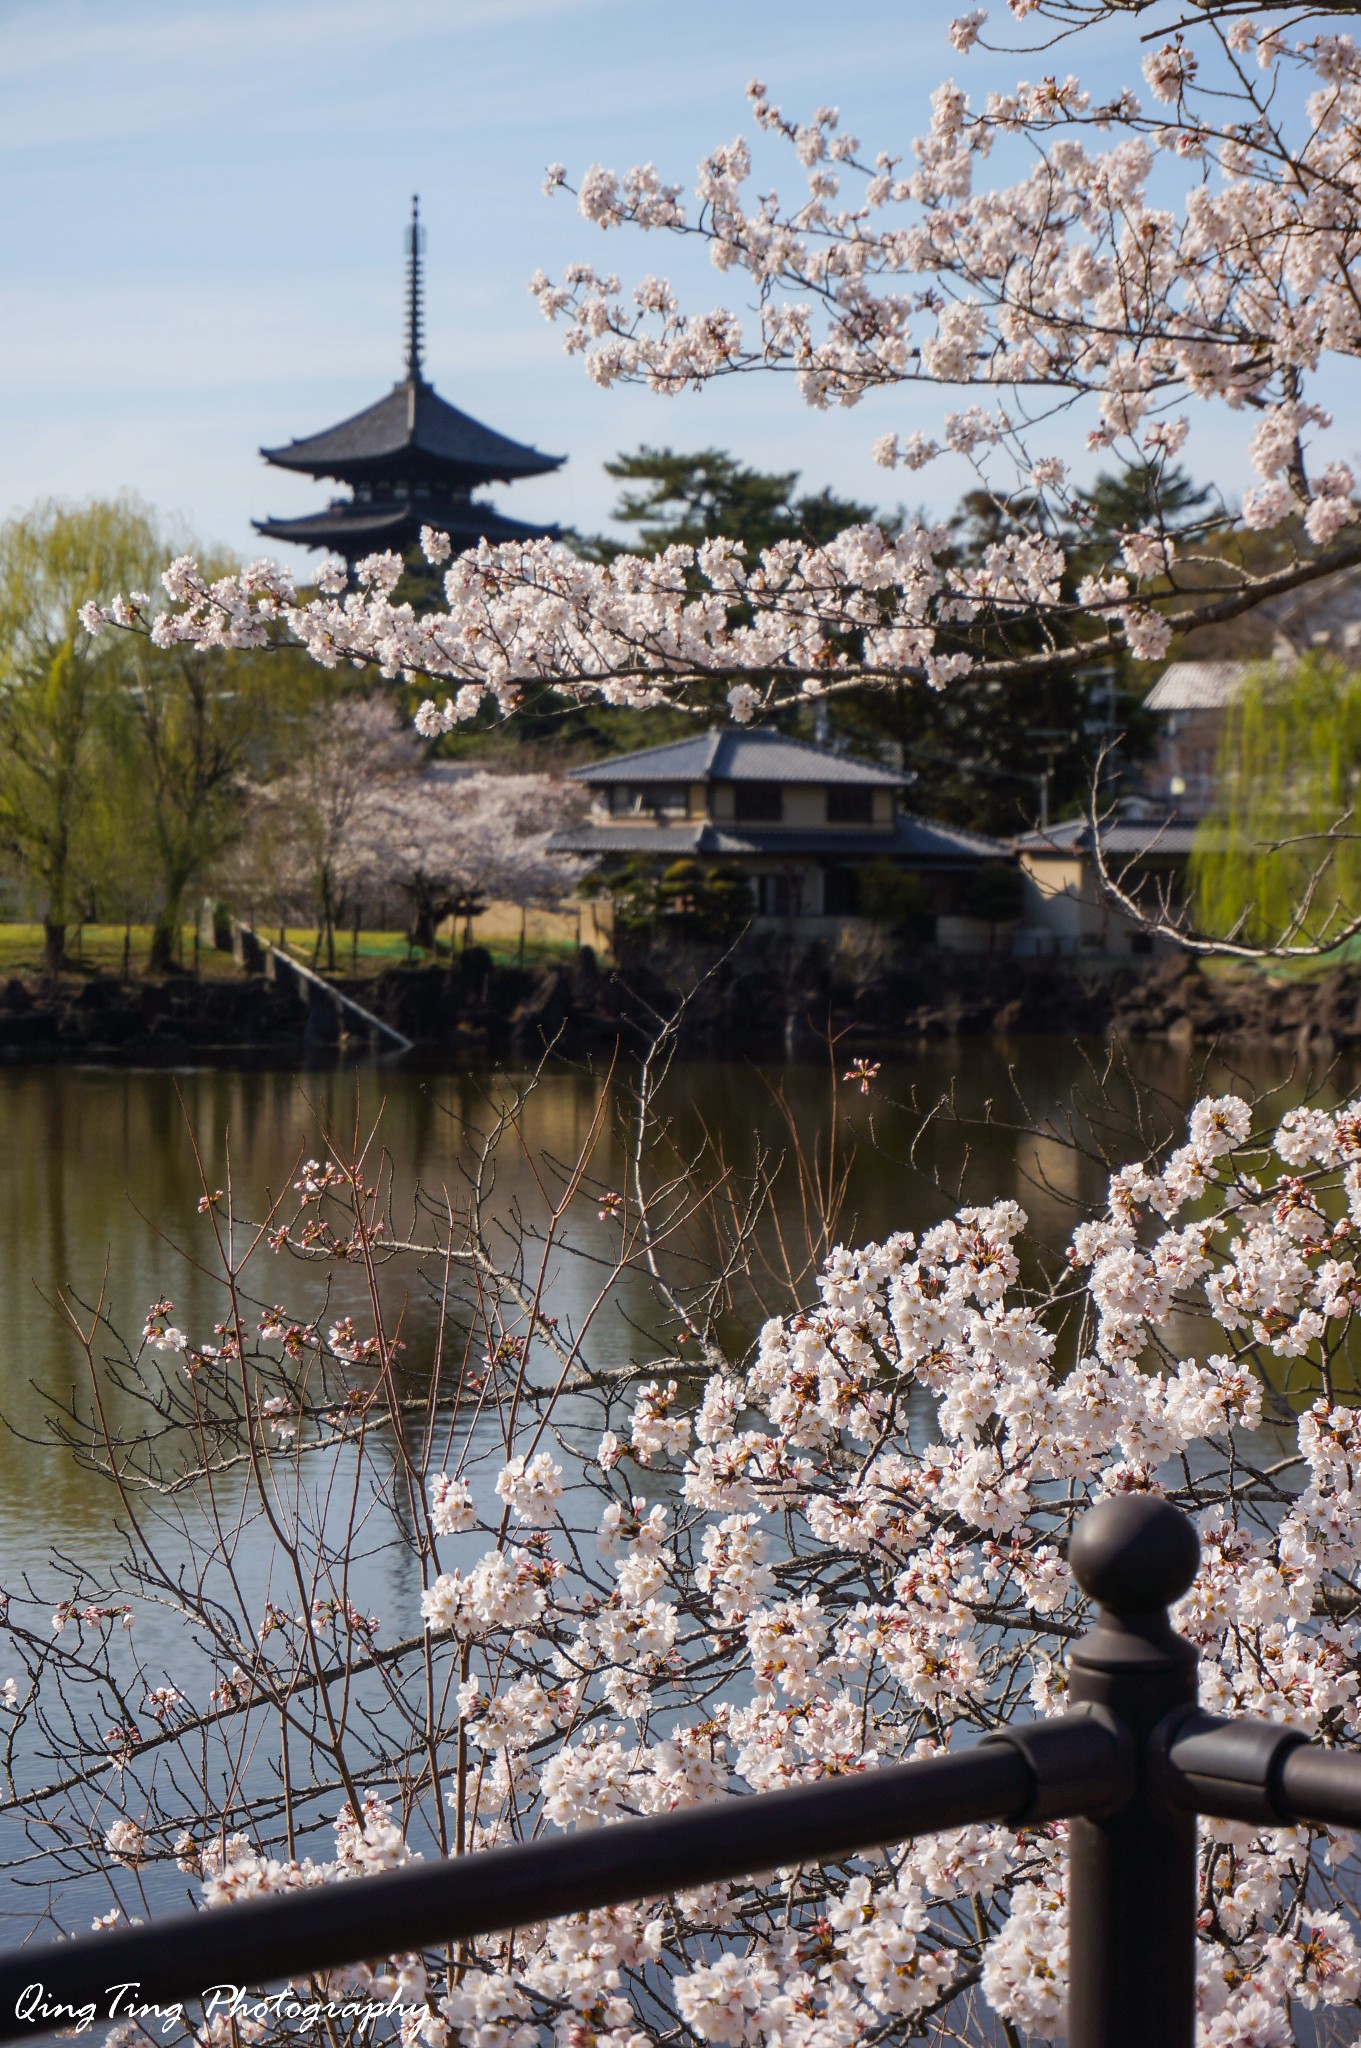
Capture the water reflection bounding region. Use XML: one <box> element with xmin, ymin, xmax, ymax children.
<box><xmin>0</xmin><ymin>1039</ymin><xmax>1355</xmax><ymax>1956</ymax></box>
<box><xmin>0</xmin><ymin>1039</ymin><xmax>1349</xmax><ymax>1600</ymax></box>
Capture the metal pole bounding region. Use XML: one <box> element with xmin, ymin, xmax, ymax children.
<box><xmin>1065</xmin><ymin>1494</ymin><xmax>1202</xmax><ymax>2048</ymax></box>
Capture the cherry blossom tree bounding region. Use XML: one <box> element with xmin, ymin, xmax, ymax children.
<box><xmin>11</xmin><ymin>1060</ymin><xmax>1361</xmax><ymax>2048</ymax></box>
<box><xmin>230</xmin><ymin>695</ymin><xmax>424</xmax><ymax>965</ymax></box>
<box><xmin>227</xmin><ymin>702</ymin><xmax>583</xmax><ymax>960</ymax></box>
<box><xmin>353</xmin><ymin>767</ymin><xmax>584</xmax><ymax>951</ymax></box>
<box><xmin>86</xmin><ymin>4</ymin><xmax>1361</xmax><ymax>755</ymax></box>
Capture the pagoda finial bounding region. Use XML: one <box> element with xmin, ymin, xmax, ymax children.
<box><xmin>404</xmin><ymin>193</ymin><xmax>426</xmax><ymax>382</ymax></box>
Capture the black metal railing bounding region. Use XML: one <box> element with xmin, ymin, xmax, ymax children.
<box><xmin>2</xmin><ymin>1495</ymin><xmax>1359</xmax><ymax>2048</ymax></box>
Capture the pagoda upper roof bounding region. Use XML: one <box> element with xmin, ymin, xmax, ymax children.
<box><xmin>261</xmin><ymin>376</ymin><xmax>564</xmax><ymax>489</ymax></box>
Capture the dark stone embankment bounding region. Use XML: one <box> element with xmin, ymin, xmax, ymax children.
<box><xmin>0</xmin><ymin>947</ymin><xmax>1350</xmax><ymax>1065</ymax></box>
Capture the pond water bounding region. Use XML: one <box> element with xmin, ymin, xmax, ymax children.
<box><xmin>0</xmin><ymin>1035</ymin><xmax>1346</xmax><ymax>1605</ymax></box>
<box><xmin>0</xmin><ymin>1037</ymin><xmax>1353</xmax><ymax>1960</ymax></box>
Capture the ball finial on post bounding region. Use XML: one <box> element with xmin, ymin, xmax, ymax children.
<box><xmin>1070</xmin><ymin>1494</ymin><xmax>1200</xmax><ymax>1615</ymax></box>
<box><xmin>1065</xmin><ymin>1494</ymin><xmax>1201</xmax><ymax>2048</ymax></box>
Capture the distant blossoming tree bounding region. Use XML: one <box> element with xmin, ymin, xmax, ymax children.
<box><xmin>234</xmin><ymin>698</ymin><xmax>584</xmax><ymax>957</ymax></box>
<box><xmin>354</xmin><ymin>767</ymin><xmax>584</xmax><ymax>951</ymax></box>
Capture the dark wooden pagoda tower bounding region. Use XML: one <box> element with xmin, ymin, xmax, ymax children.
<box><xmin>254</xmin><ymin>198</ymin><xmax>563</xmax><ymax>563</ymax></box>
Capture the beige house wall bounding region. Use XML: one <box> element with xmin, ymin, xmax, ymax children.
<box><xmin>698</xmin><ymin>783</ymin><xmax>896</xmax><ymax>830</ymax></box>
<box><xmin>782</xmin><ymin>786</ymin><xmax>830</xmax><ymax>827</ymax></box>
<box><xmin>1019</xmin><ymin>855</ymin><xmax>1094</xmax><ymax>944</ymax></box>
<box><xmin>1140</xmin><ymin>707</ymin><xmax>1225</xmax><ymax>815</ymax></box>
<box><xmin>1018</xmin><ymin>852</ymin><xmax>1172</xmax><ymax>958</ymax></box>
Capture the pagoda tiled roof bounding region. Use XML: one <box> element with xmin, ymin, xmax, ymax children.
<box><xmin>253</xmin><ymin>494</ymin><xmax>558</xmax><ymax>556</ymax></box>
<box><xmin>261</xmin><ymin>377</ymin><xmax>563</xmax><ymax>488</ymax></box>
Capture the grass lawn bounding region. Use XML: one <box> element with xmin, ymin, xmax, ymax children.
<box><xmin>0</xmin><ymin>924</ymin><xmax>590</xmax><ymax>982</ymax></box>
<box><xmin>1198</xmin><ymin>930</ymin><xmax>1361</xmax><ymax>985</ymax></box>
<box><xmin>0</xmin><ymin>924</ymin><xmax>239</xmax><ymax>980</ymax></box>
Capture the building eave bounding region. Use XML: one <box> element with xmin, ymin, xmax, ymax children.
<box><xmin>551</xmin><ymin>814</ymin><xmax>1005</xmax><ymax>865</ymax></box>
<box><xmin>260</xmin><ymin>378</ymin><xmax>565</xmax><ymax>489</ymax></box>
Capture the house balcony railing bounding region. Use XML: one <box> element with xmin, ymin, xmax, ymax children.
<box><xmin>1</xmin><ymin>1497</ymin><xmax>1359</xmax><ymax>2048</ymax></box>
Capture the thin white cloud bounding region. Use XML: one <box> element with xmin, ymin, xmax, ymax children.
<box><xmin>0</xmin><ymin>0</ymin><xmax>605</xmax><ymax>148</ymax></box>
<box><xmin>5</xmin><ymin>0</ymin><xmax>1219</xmax><ymax>569</ymax></box>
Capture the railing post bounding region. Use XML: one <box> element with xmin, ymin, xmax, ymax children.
<box><xmin>1065</xmin><ymin>1495</ymin><xmax>1202</xmax><ymax>2048</ymax></box>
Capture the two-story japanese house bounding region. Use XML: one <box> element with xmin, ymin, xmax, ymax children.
<box><xmin>549</xmin><ymin>729</ymin><xmax>1006</xmax><ymax>934</ymax></box>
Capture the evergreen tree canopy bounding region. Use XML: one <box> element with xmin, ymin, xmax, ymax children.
<box><xmin>583</xmin><ymin>446</ymin><xmax>879</xmax><ymax>558</ymax></box>
<box><xmin>1076</xmin><ymin>462</ymin><xmax>1219</xmax><ymax>544</ymax></box>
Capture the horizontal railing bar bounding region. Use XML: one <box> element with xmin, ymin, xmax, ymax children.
<box><xmin>1277</xmin><ymin>1744</ymin><xmax>1361</xmax><ymax>1830</ymax></box>
<box><xmin>1162</xmin><ymin>1713</ymin><xmax>1361</xmax><ymax>1831</ymax></box>
<box><xmin>0</xmin><ymin>1743</ymin><xmax>1044</xmax><ymax>2036</ymax></box>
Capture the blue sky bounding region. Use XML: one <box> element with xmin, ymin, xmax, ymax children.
<box><xmin>0</xmin><ymin>0</ymin><xmax>1300</xmax><ymax>570</ymax></box>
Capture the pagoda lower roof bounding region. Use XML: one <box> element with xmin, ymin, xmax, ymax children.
<box><xmin>253</xmin><ymin>495</ymin><xmax>558</xmax><ymax>557</ymax></box>
<box><xmin>261</xmin><ymin>376</ymin><xmax>563</xmax><ymax>488</ymax></box>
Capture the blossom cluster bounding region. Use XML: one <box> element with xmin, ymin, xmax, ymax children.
<box><xmin>83</xmin><ymin>519</ymin><xmax>1086</xmax><ymax>730</ymax></box>
<box><xmin>536</xmin><ymin>48</ymin><xmax>1361</xmax><ymax>551</ymax></box>
<box><xmin>155</xmin><ymin>1088</ymin><xmax>1357</xmax><ymax>2048</ymax></box>
<box><xmin>80</xmin><ymin>1078</ymin><xmax>1361</xmax><ymax>2047</ymax></box>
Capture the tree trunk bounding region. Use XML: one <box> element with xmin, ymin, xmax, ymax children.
<box><xmin>147</xmin><ymin>916</ymin><xmax>178</xmax><ymax>974</ymax></box>
<box><xmin>148</xmin><ymin>875</ymin><xmax>189</xmax><ymax>974</ymax></box>
<box><xmin>42</xmin><ymin>919</ymin><xmax>66</xmax><ymax>974</ymax></box>
<box><xmin>320</xmin><ymin>874</ymin><xmax>338</xmax><ymax>974</ymax></box>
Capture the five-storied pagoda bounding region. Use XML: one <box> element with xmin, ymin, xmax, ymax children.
<box><xmin>254</xmin><ymin>198</ymin><xmax>563</xmax><ymax>564</ymax></box>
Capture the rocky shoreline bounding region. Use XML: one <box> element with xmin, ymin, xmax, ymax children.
<box><xmin>0</xmin><ymin>945</ymin><xmax>1351</xmax><ymax>1066</ymax></box>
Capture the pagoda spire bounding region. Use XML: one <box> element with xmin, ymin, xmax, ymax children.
<box><xmin>405</xmin><ymin>193</ymin><xmax>425</xmax><ymax>383</ymax></box>
<box><xmin>255</xmin><ymin>194</ymin><xmax>564</xmax><ymax>563</ymax></box>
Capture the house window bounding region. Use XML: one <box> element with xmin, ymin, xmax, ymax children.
<box><xmin>822</xmin><ymin>866</ymin><xmax>860</xmax><ymax>914</ymax></box>
<box><xmin>826</xmin><ymin>786</ymin><xmax>873</xmax><ymax>824</ymax></box>
<box><xmin>644</xmin><ymin>785</ymin><xmax>688</xmax><ymax>817</ymax></box>
<box><xmin>757</xmin><ymin>873</ymin><xmax>797</xmax><ymax>916</ymax></box>
<box><xmin>610</xmin><ymin>784</ymin><xmax>688</xmax><ymax>818</ymax></box>
<box><xmin>734</xmin><ymin>782</ymin><xmax>783</xmax><ymax>822</ymax></box>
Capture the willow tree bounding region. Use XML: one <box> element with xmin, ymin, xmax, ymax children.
<box><xmin>111</xmin><ymin>623</ymin><xmax>315</xmax><ymax>972</ymax></box>
<box><xmin>1191</xmin><ymin>655</ymin><xmax>1361</xmax><ymax>947</ymax></box>
<box><xmin>0</xmin><ymin>499</ymin><xmax>163</xmax><ymax>971</ymax></box>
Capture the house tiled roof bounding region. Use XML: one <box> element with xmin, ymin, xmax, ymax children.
<box><xmin>1144</xmin><ymin>661</ymin><xmax>1250</xmax><ymax>713</ymax></box>
<box><xmin>261</xmin><ymin>378</ymin><xmax>563</xmax><ymax>488</ymax></box>
<box><xmin>550</xmin><ymin>822</ymin><xmax>709</xmax><ymax>858</ymax></box>
<box><xmin>1013</xmin><ymin>815</ymin><xmax>1204</xmax><ymax>859</ymax></box>
<box><xmin>550</xmin><ymin>813</ymin><xmax>1004</xmax><ymax>864</ymax></box>
<box><xmin>568</xmin><ymin>729</ymin><xmax>910</xmax><ymax>787</ymax></box>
